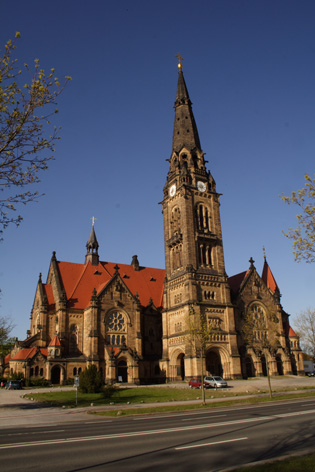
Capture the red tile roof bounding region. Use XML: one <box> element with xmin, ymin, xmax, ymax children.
<box><xmin>288</xmin><ymin>326</ymin><xmax>297</xmax><ymax>337</ymax></box>
<box><xmin>261</xmin><ymin>259</ymin><xmax>279</xmax><ymax>293</ymax></box>
<box><xmin>228</xmin><ymin>270</ymin><xmax>249</xmax><ymax>294</ymax></box>
<box><xmin>49</xmin><ymin>335</ymin><xmax>61</xmax><ymax>347</ymax></box>
<box><xmin>11</xmin><ymin>348</ymin><xmax>48</xmax><ymax>361</ymax></box>
<box><xmin>57</xmin><ymin>260</ymin><xmax>165</xmax><ymax>310</ymax></box>
<box><xmin>4</xmin><ymin>354</ymin><xmax>11</xmax><ymax>364</ymax></box>
<box><xmin>44</xmin><ymin>284</ymin><xmax>55</xmax><ymax>310</ymax></box>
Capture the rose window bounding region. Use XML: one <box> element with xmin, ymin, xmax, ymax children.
<box><xmin>108</xmin><ymin>312</ymin><xmax>125</xmax><ymax>331</ymax></box>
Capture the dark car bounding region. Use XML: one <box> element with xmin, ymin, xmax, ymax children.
<box><xmin>188</xmin><ymin>378</ymin><xmax>208</xmax><ymax>389</ymax></box>
<box><xmin>5</xmin><ymin>380</ymin><xmax>23</xmax><ymax>390</ymax></box>
<box><xmin>306</xmin><ymin>371</ymin><xmax>315</xmax><ymax>377</ymax></box>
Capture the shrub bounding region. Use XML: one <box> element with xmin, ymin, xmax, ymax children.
<box><xmin>10</xmin><ymin>372</ymin><xmax>24</xmax><ymax>380</ymax></box>
<box><xmin>28</xmin><ymin>378</ymin><xmax>49</xmax><ymax>387</ymax></box>
<box><xmin>102</xmin><ymin>384</ymin><xmax>118</xmax><ymax>399</ymax></box>
<box><xmin>79</xmin><ymin>365</ymin><xmax>103</xmax><ymax>393</ymax></box>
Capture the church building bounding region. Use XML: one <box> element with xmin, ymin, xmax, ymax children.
<box><xmin>2</xmin><ymin>61</ymin><xmax>304</xmax><ymax>384</ymax></box>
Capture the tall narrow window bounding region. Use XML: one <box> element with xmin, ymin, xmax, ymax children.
<box><xmin>198</xmin><ymin>243</ymin><xmax>212</xmax><ymax>266</ymax></box>
<box><xmin>196</xmin><ymin>204</ymin><xmax>211</xmax><ymax>231</ymax></box>
<box><xmin>170</xmin><ymin>207</ymin><xmax>181</xmax><ymax>235</ymax></box>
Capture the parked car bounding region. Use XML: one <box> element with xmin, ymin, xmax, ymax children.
<box><xmin>189</xmin><ymin>378</ymin><xmax>208</xmax><ymax>389</ymax></box>
<box><xmin>306</xmin><ymin>371</ymin><xmax>315</xmax><ymax>377</ymax></box>
<box><xmin>204</xmin><ymin>376</ymin><xmax>228</xmax><ymax>388</ymax></box>
<box><xmin>5</xmin><ymin>380</ymin><xmax>23</xmax><ymax>390</ymax></box>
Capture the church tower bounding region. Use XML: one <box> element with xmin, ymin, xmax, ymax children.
<box><xmin>161</xmin><ymin>59</ymin><xmax>241</xmax><ymax>380</ymax></box>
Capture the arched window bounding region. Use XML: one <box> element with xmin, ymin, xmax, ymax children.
<box><xmin>69</xmin><ymin>324</ymin><xmax>78</xmax><ymax>354</ymax></box>
<box><xmin>35</xmin><ymin>366</ymin><xmax>39</xmax><ymax>376</ymax></box>
<box><xmin>198</xmin><ymin>243</ymin><xmax>212</xmax><ymax>266</ymax></box>
<box><xmin>172</xmin><ymin>244</ymin><xmax>183</xmax><ymax>270</ymax></box>
<box><xmin>73</xmin><ymin>367</ymin><xmax>77</xmax><ymax>376</ymax></box>
<box><xmin>196</xmin><ymin>204</ymin><xmax>211</xmax><ymax>231</ymax></box>
<box><xmin>40</xmin><ymin>368</ymin><xmax>43</xmax><ymax>377</ymax></box>
<box><xmin>170</xmin><ymin>207</ymin><xmax>181</xmax><ymax>236</ymax></box>
<box><xmin>106</xmin><ymin>312</ymin><xmax>127</xmax><ymax>346</ymax></box>
<box><xmin>248</xmin><ymin>303</ymin><xmax>267</xmax><ymax>341</ymax></box>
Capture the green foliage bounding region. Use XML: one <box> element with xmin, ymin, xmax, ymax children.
<box><xmin>234</xmin><ymin>453</ymin><xmax>315</xmax><ymax>472</ymax></box>
<box><xmin>10</xmin><ymin>371</ymin><xmax>24</xmax><ymax>380</ymax></box>
<box><xmin>28</xmin><ymin>378</ymin><xmax>49</xmax><ymax>387</ymax></box>
<box><xmin>102</xmin><ymin>383</ymin><xmax>118</xmax><ymax>399</ymax></box>
<box><xmin>281</xmin><ymin>174</ymin><xmax>315</xmax><ymax>263</ymax></box>
<box><xmin>79</xmin><ymin>365</ymin><xmax>103</xmax><ymax>393</ymax></box>
<box><xmin>0</xmin><ymin>33</ymin><xmax>71</xmax><ymax>236</ymax></box>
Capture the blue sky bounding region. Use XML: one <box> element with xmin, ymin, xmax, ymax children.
<box><xmin>1</xmin><ymin>0</ymin><xmax>315</xmax><ymax>339</ymax></box>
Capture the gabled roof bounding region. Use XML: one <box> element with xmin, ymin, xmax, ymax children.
<box><xmin>43</xmin><ymin>284</ymin><xmax>55</xmax><ymax>310</ymax></box>
<box><xmin>4</xmin><ymin>354</ymin><xmax>11</xmax><ymax>364</ymax></box>
<box><xmin>288</xmin><ymin>326</ymin><xmax>298</xmax><ymax>337</ymax></box>
<box><xmin>228</xmin><ymin>270</ymin><xmax>249</xmax><ymax>294</ymax></box>
<box><xmin>261</xmin><ymin>259</ymin><xmax>279</xmax><ymax>293</ymax></box>
<box><xmin>49</xmin><ymin>335</ymin><xmax>61</xmax><ymax>347</ymax></box>
<box><xmin>51</xmin><ymin>259</ymin><xmax>165</xmax><ymax>310</ymax></box>
<box><xmin>11</xmin><ymin>347</ymin><xmax>48</xmax><ymax>361</ymax></box>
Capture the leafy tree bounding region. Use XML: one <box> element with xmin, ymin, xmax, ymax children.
<box><xmin>294</xmin><ymin>308</ymin><xmax>315</xmax><ymax>359</ymax></box>
<box><xmin>0</xmin><ymin>316</ymin><xmax>15</xmax><ymax>357</ymax></box>
<box><xmin>241</xmin><ymin>308</ymin><xmax>280</xmax><ymax>399</ymax></box>
<box><xmin>281</xmin><ymin>174</ymin><xmax>315</xmax><ymax>263</ymax></box>
<box><xmin>0</xmin><ymin>32</ymin><xmax>71</xmax><ymax>237</ymax></box>
<box><xmin>79</xmin><ymin>364</ymin><xmax>103</xmax><ymax>393</ymax></box>
<box><xmin>186</xmin><ymin>306</ymin><xmax>213</xmax><ymax>405</ymax></box>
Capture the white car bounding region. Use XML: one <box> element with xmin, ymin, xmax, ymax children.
<box><xmin>204</xmin><ymin>376</ymin><xmax>227</xmax><ymax>388</ymax></box>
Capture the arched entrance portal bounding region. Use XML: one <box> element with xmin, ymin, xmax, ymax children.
<box><xmin>206</xmin><ymin>351</ymin><xmax>223</xmax><ymax>377</ymax></box>
<box><xmin>245</xmin><ymin>356</ymin><xmax>255</xmax><ymax>378</ymax></box>
<box><xmin>276</xmin><ymin>356</ymin><xmax>283</xmax><ymax>375</ymax></box>
<box><xmin>51</xmin><ymin>365</ymin><xmax>61</xmax><ymax>384</ymax></box>
<box><xmin>117</xmin><ymin>360</ymin><xmax>128</xmax><ymax>382</ymax></box>
<box><xmin>176</xmin><ymin>353</ymin><xmax>185</xmax><ymax>380</ymax></box>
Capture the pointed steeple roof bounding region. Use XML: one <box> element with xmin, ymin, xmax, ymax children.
<box><xmin>261</xmin><ymin>257</ymin><xmax>279</xmax><ymax>294</ymax></box>
<box><xmin>85</xmin><ymin>219</ymin><xmax>99</xmax><ymax>265</ymax></box>
<box><xmin>172</xmin><ymin>63</ymin><xmax>201</xmax><ymax>153</ymax></box>
<box><xmin>86</xmin><ymin>225</ymin><xmax>99</xmax><ymax>252</ymax></box>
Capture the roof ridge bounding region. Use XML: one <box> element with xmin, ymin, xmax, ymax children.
<box><xmin>68</xmin><ymin>262</ymin><xmax>90</xmax><ymax>300</ymax></box>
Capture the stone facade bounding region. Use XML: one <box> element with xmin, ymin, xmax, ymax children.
<box><xmin>2</xmin><ymin>64</ymin><xmax>304</xmax><ymax>384</ymax></box>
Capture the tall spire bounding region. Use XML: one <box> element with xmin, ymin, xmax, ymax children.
<box><xmin>85</xmin><ymin>219</ymin><xmax>99</xmax><ymax>265</ymax></box>
<box><xmin>172</xmin><ymin>56</ymin><xmax>201</xmax><ymax>153</ymax></box>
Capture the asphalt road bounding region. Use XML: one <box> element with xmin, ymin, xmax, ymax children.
<box><xmin>0</xmin><ymin>397</ymin><xmax>315</xmax><ymax>471</ymax></box>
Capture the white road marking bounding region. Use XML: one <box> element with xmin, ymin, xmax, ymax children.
<box><xmin>133</xmin><ymin>413</ymin><xmax>226</xmax><ymax>421</ymax></box>
<box><xmin>175</xmin><ymin>437</ymin><xmax>248</xmax><ymax>450</ymax></box>
<box><xmin>1</xmin><ymin>408</ymin><xmax>315</xmax><ymax>450</ymax></box>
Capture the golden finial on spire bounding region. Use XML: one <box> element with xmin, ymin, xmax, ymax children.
<box><xmin>175</xmin><ymin>53</ymin><xmax>184</xmax><ymax>69</ymax></box>
<box><xmin>263</xmin><ymin>246</ymin><xmax>266</xmax><ymax>260</ymax></box>
<box><xmin>91</xmin><ymin>216</ymin><xmax>97</xmax><ymax>227</ymax></box>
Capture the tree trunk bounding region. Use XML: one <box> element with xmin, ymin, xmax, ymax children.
<box><xmin>201</xmin><ymin>348</ymin><xmax>206</xmax><ymax>405</ymax></box>
<box><xmin>265</xmin><ymin>353</ymin><xmax>273</xmax><ymax>399</ymax></box>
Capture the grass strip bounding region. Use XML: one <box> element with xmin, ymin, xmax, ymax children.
<box><xmin>24</xmin><ymin>388</ymin><xmax>315</xmax><ymax>410</ymax></box>
<box><xmin>91</xmin><ymin>391</ymin><xmax>315</xmax><ymax>417</ymax></box>
<box><xmin>233</xmin><ymin>453</ymin><xmax>315</xmax><ymax>472</ymax></box>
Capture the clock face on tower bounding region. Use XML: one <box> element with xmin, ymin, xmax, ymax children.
<box><xmin>197</xmin><ymin>181</ymin><xmax>207</xmax><ymax>193</ymax></box>
<box><xmin>169</xmin><ymin>184</ymin><xmax>176</xmax><ymax>197</ymax></box>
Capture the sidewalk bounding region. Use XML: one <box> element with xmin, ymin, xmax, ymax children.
<box><xmin>0</xmin><ymin>376</ymin><xmax>314</xmax><ymax>428</ymax></box>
